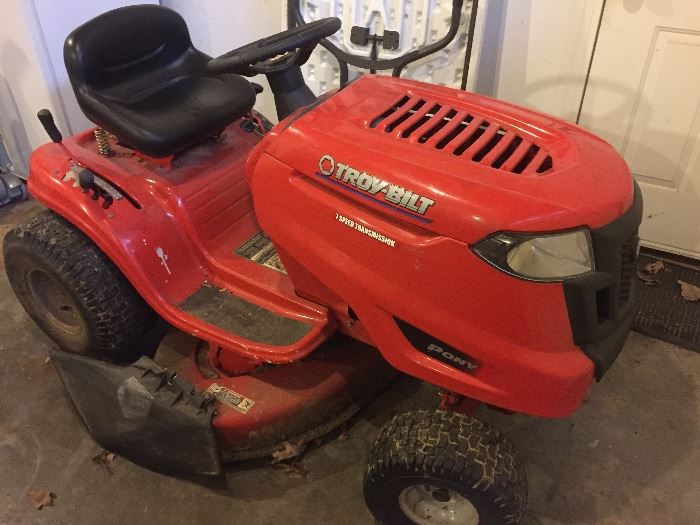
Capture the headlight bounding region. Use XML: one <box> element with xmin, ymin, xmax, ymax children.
<box><xmin>473</xmin><ymin>229</ymin><xmax>594</xmax><ymax>281</ymax></box>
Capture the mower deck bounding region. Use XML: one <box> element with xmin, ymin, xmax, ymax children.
<box><xmin>156</xmin><ymin>332</ymin><xmax>398</xmax><ymax>462</ymax></box>
<box><xmin>52</xmin><ymin>331</ymin><xmax>398</xmax><ymax>473</ymax></box>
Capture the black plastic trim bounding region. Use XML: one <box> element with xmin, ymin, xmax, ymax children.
<box><xmin>563</xmin><ymin>181</ymin><xmax>643</xmax><ymax>379</ymax></box>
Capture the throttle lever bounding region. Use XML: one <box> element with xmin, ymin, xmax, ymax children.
<box><xmin>78</xmin><ymin>169</ymin><xmax>96</xmax><ymax>192</ymax></box>
<box><xmin>76</xmin><ymin>167</ymin><xmax>114</xmax><ymax>209</ymax></box>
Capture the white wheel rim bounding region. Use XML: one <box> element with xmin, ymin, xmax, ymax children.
<box><xmin>398</xmin><ymin>484</ymin><xmax>480</xmax><ymax>525</ymax></box>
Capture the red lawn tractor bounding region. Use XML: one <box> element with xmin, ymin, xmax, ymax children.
<box><xmin>3</xmin><ymin>3</ymin><xmax>641</xmax><ymax>524</ymax></box>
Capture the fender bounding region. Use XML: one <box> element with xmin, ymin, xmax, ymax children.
<box><xmin>29</xmin><ymin>142</ymin><xmax>209</xmax><ymax>331</ymax></box>
<box><xmin>26</xmin><ymin>132</ymin><xmax>330</xmax><ymax>363</ymax></box>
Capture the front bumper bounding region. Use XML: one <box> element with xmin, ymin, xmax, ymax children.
<box><xmin>564</xmin><ymin>181</ymin><xmax>643</xmax><ymax>379</ymax></box>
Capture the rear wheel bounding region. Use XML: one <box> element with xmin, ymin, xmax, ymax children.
<box><xmin>3</xmin><ymin>210</ymin><xmax>157</xmax><ymax>361</ymax></box>
<box><xmin>363</xmin><ymin>410</ymin><xmax>527</xmax><ymax>525</ymax></box>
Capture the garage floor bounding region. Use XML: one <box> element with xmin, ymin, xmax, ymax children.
<box><xmin>1</xmin><ymin>200</ymin><xmax>699</xmax><ymax>525</ymax></box>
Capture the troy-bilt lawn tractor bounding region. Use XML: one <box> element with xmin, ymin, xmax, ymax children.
<box><xmin>3</xmin><ymin>3</ymin><xmax>641</xmax><ymax>524</ymax></box>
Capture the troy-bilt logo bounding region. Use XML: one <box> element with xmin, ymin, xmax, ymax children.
<box><xmin>318</xmin><ymin>154</ymin><xmax>435</xmax><ymax>221</ymax></box>
<box><xmin>427</xmin><ymin>343</ymin><xmax>479</xmax><ymax>371</ymax></box>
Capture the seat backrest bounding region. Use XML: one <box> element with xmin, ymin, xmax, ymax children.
<box><xmin>64</xmin><ymin>5</ymin><xmax>202</xmax><ymax>95</ymax></box>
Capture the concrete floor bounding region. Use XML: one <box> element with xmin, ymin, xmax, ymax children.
<box><xmin>1</xmin><ymin>199</ymin><xmax>699</xmax><ymax>525</ymax></box>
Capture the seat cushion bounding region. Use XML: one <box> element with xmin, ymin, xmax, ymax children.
<box><xmin>79</xmin><ymin>73</ymin><xmax>256</xmax><ymax>158</ymax></box>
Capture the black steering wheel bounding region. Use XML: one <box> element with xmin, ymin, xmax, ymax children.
<box><xmin>207</xmin><ymin>17</ymin><xmax>341</xmax><ymax>77</ymax></box>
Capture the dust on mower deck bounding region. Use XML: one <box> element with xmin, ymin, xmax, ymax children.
<box><xmin>1</xmin><ymin>200</ymin><xmax>700</xmax><ymax>525</ymax></box>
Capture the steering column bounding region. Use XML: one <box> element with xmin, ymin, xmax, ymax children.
<box><xmin>207</xmin><ymin>18</ymin><xmax>341</xmax><ymax>120</ymax></box>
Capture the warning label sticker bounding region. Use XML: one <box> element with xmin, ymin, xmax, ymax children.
<box><xmin>205</xmin><ymin>384</ymin><xmax>255</xmax><ymax>414</ymax></box>
<box><xmin>236</xmin><ymin>232</ymin><xmax>287</xmax><ymax>274</ymax></box>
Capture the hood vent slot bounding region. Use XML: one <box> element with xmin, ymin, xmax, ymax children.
<box><xmin>369</xmin><ymin>95</ymin><xmax>410</xmax><ymax>128</ymax></box>
<box><xmin>370</xmin><ymin>94</ymin><xmax>554</xmax><ymax>175</ymax></box>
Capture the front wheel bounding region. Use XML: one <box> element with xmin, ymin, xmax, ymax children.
<box><xmin>363</xmin><ymin>410</ymin><xmax>527</xmax><ymax>525</ymax></box>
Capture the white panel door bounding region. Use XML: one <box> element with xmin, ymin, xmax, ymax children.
<box><xmin>299</xmin><ymin>0</ymin><xmax>484</xmax><ymax>94</ymax></box>
<box><xmin>478</xmin><ymin>0</ymin><xmax>603</xmax><ymax>123</ymax></box>
<box><xmin>579</xmin><ymin>0</ymin><xmax>700</xmax><ymax>258</ymax></box>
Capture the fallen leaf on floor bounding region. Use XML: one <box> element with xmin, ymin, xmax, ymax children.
<box><xmin>92</xmin><ymin>450</ymin><xmax>116</xmax><ymax>475</ymax></box>
<box><xmin>588</xmin><ymin>439</ymin><xmax>599</xmax><ymax>448</ymax></box>
<box><xmin>678</xmin><ymin>281</ymin><xmax>700</xmax><ymax>302</ymax></box>
<box><xmin>283</xmin><ymin>462</ymin><xmax>308</xmax><ymax>479</ymax></box>
<box><xmin>337</xmin><ymin>430</ymin><xmax>349</xmax><ymax>442</ymax></box>
<box><xmin>44</xmin><ymin>357</ymin><xmax>51</xmax><ymax>364</ymax></box>
<box><xmin>644</xmin><ymin>260</ymin><xmax>665</xmax><ymax>274</ymax></box>
<box><xmin>27</xmin><ymin>490</ymin><xmax>54</xmax><ymax>510</ymax></box>
<box><xmin>271</xmin><ymin>441</ymin><xmax>303</xmax><ymax>464</ymax></box>
<box><xmin>272</xmin><ymin>459</ymin><xmax>309</xmax><ymax>479</ymax></box>
<box><xmin>636</xmin><ymin>270</ymin><xmax>660</xmax><ymax>286</ymax></box>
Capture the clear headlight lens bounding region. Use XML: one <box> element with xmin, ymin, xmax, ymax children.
<box><xmin>473</xmin><ymin>229</ymin><xmax>594</xmax><ymax>281</ymax></box>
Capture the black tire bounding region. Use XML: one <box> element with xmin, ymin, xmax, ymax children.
<box><xmin>3</xmin><ymin>210</ymin><xmax>157</xmax><ymax>361</ymax></box>
<box><xmin>364</xmin><ymin>410</ymin><xmax>527</xmax><ymax>525</ymax></box>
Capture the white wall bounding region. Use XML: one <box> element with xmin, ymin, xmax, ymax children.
<box><xmin>0</xmin><ymin>0</ymin><xmax>68</xmax><ymax>174</ymax></box>
<box><xmin>0</xmin><ymin>0</ymin><xmax>156</xmax><ymax>173</ymax></box>
<box><xmin>476</xmin><ymin>0</ymin><xmax>603</xmax><ymax>122</ymax></box>
<box><xmin>33</xmin><ymin>0</ymin><xmax>159</xmax><ymax>135</ymax></box>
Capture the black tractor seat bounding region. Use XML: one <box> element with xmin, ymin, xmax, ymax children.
<box><xmin>64</xmin><ymin>5</ymin><xmax>256</xmax><ymax>158</ymax></box>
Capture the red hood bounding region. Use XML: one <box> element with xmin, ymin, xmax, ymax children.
<box><xmin>263</xmin><ymin>74</ymin><xmax>634</xmax><ymax>243</ymax></box>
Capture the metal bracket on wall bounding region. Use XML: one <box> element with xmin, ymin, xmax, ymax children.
<box><xmin>0</xmin><ymin>134</ymin><xmax>28</xmax><ymax>207</ymax></box>
<box><xmin>287</xmin><ymin>0</ymin><xmax>479</xmax><ymax>89</ymax></box>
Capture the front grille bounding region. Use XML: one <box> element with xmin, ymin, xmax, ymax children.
<box><xmin>369</xmin><ymin>94</ymin><xmax>554</xmax><ymax>175</ymax></box>
<box><xmin>618</xmin><ymin>235</ymin><xmax>638</xmax><ymax>306</ymax></box>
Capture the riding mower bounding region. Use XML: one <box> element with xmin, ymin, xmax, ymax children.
<box><xmin>3</xmin><ymin>3</ymin><xmax>642</xmax><ymax>524</ymax></box>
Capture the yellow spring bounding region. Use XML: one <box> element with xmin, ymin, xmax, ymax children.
<box><xmin>94</xmin><ymin>128</ymin><xmax>113</xmax><ymax>156</ymax></box>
